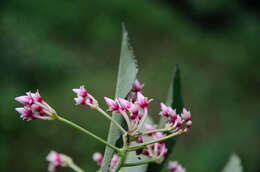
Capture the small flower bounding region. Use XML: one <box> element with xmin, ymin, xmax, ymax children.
<box><xmin>110</xmin><ymin>154</ymin><xmax>119</xmax><ymax>169</ymax></box>
<box><xmin>104</xmin><ymin>97</ymin><xmax>120</xmax><ymax>111</ymax></box>
<box><xmin>132</xmin><ymin>79</ymin><xmax>143</xmax><ymax>92</ymax></box>
<box><xmin>117</xmin><ymin>97</ymin><xmax>131</xmax><ymax>110</ymax></box>
<box><xmin>136</xmin><ymin>92</ymin><xmax>152</xmax><ymax>108</ymax></box>
<box><xmin>181</xmin><ymin>108</ymin><xmax>191</xmax><ymax>121</ymax></box>
<box><xmin>93</xmin><ymin>152</ymin><xmax>103</xmax><ymax>166</ymax></box>
<box><xmin>72</xmin><ymin>86</ymin><xmax>88</xmax><ymax>97</ymax></box>
<box><xmin>136</xmin><ymin>136</ymin><xmax>144</xmax><ymax>143</ymax></box>
<box><xmin>46</xmin><ymin>151</ymin><xmax>71</xmax><ymax>172</ymax></box>
<box><xmin>73</xmin><ymin>85</ymin><xmax>98</xmax><ymax>108</ymax></box>
<box><xmin>186</xmin><ymin>120</ymin><xmax>192</xmax><ymax>129</ymax></box>
<box><xmin>160</xmin><ymin>102</ymin><xmax>169</xmax><ymax>117</ymax></box>
<box><xmin>15</xmin><ymin>91</ymin><xmax>56</xmax><ymax>120</ymax></box>
<box><xmin>168</xmin><ymin>161</ymin><xmax>186</xmax><ymax>172</ymax></box>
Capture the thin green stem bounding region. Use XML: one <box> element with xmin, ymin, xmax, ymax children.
<box><xmin>128</xmin><ymin>130</ymin><xmax>183</xmax><ymax>151</ymax></box>
<box><xmin>69</xmin><ymin>162</ymin><xmax>85</xmax><ymax>172</ymax></box>
<box><xmin>57</xmin><ymin>116</ymin><xmax>120</xmax><ymax>152</ymax></box>
<box><xmin>122</xmin><ymin>158</ymin><xmax>157</xmax><ymax>167</ymax></box>
<box><xmin>96</xmin><ymin>107</ymin><xmax>127</xmax><ymax>134</ymax></box>
<box><xmin>141</xmin><ymin>128</ymin><xmax>168</xmax><ymax>136</ymax></box>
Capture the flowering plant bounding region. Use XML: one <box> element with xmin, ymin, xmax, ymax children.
<box><xmin>14</xmin><ymin>26</ymin><xmax>241</xmax><ymax>172</ymax></box>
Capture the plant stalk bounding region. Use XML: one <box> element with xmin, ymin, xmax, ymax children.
<box><xmin>57</xmin><ymin>116</ymin><xmax>120</xmax><ymax>152</ymax></box>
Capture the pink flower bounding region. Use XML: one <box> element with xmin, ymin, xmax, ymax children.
<box><xmin>181</xmin><ymin>108</ymin><xmax>191</xmax><ymax>121</ymax></box>
<box><xmin>132</xmin><ymin>79</ymin><xmax>143</xmax><ymax>92</ymax></box>
<box><xmin>186</xmin><ymin>120</ymin><xmax>192</xmax><ymax>128</ymax></box>
<box><xmin>136</xmin><ymin>136</ymin><xmax>144</xmax><ymax>143</ymax></box>
<box><xmin>110</xmin><ymin>154</ymin><xmax>119</xmax><ymax>169</ymax></box>
<box><xmin>117</xmin><ymin>97</ymin><xmax>131</xmax><ymax>110</ymax></box>
<box><xmin>168</xmin><ymin>161</ymin><xmax>186</xmax><ymax>172</ymax></box>
<box><xmin>160</xmin><ymin>102</ymin><xmax>169</xmax><ymax>117</ymax></box>
<box><xmin>136</xmin><ymin>92</ymin><xmax>152</xmax><ymax>108</ymax></box>
<box><xmin>175</xmin><ymin>115</ymin><xmax>183</xmax><ymax>128</ymax></box>
<box><xmin>72</xmin><ymin>86</ymin><xmax>88</xmax><ymax>97</ymax></box>
<box><xmin>145</xmin><ymin>123</ymin><xmax>156</xmax><ymax>131</ymax></box>
<box><xmin>93</xmin><ymin>152</ymin><xmax>103</xmax><ymax>166</ymax></box>
<box><xmin>73</xmin><ymin>86</ymin><xmax>97</xmax><ymax>107</ymax></box>
<box><xmin>46</xmin><ymin>151</ymin><xmax>69</xmax><ymax>172</ymax></box>
<box><xmin>104</xmin><ymin>97</ymin><xmax>120</xmax><ymax>111</ymax></box>
<box><xmin>15</xmin><ymin>91</ymin><xmax>55</xmax><ymax>120</ymax></box>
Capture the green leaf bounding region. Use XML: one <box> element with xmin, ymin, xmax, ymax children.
<box><xmin>147</xmin><ymin>65</ymin><xmax>183</xmax><ymax>172</ymax></box>
<box><xmin>222</xmin><ymin>153</ymin><xmax>243</xmax><ymax>172</ymax></box>
<box><xmin>100</xmin><ymin>24</ymin><xmax>138</xmax><ymax>172</ymax></box>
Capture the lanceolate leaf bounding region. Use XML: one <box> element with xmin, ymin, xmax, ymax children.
<box><xmin>222</xmin><ymin>153</ymin><xmax>243</xmax><ymax>172</ymax></box>
<box><xmin>147</xmin><ymin>65</ymin><xmax>183</xmax><ymax>172</ymax></box>
<box><xmin>100</xmin><ymin>24</ymin><xmax>138</xmax><ymax>172</ymax></box>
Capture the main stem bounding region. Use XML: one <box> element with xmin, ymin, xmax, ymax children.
<box><xmin>112</xmin><ymin>134</ymin><xmax>128</xmax><ymax>172</ymax></box>
<box><xmin>57</xmin><ymin>116</ymin><xmax>120</xmax><ymax>153</ymax></box>
<box><xmin>96</xmin><ymin>107</ymin><xmax>127</xmax><ymax>134</ymax></box>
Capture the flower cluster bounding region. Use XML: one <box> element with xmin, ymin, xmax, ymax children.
<box><xmin>160</xmin><ymin>103</ymin><xmax>192</xmax><ymax>132</ymax></box>
<box><xmin>104</xmin><ymin>80</ymin><xmax>151</xmax><ymax>134</ymax></box>
<box><xmin>15</xmin><ymin>90</ymin><xmax>55</xmax><ymax>120</ymax></box>
<box><xmin>46</xmin><ymin>151</ymin><xmax>71</xmax><ymax>172</ymax></box>
<box><xmin>93</xmin><ymin>152</ymin><xmax>119</xmax><ymax>170</ymax></box>
<box><xmin>139</xmin><ymin>124</ymin><xmax>167</xmax><ymax>162</ymax></box>
<box><xmin>168</xmin><ymin>161</ymin><xmax>186</xmax><ymax>172</ymax></box>
<box><xmin>73</xmin><ymin>86</ymin><xmax>98</xmax><ymax>108</ymax></box>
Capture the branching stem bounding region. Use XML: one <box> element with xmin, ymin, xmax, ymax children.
<box><xmin>57</xmin><ymin>116</ymin><xmax>120</xmax><ymax>153</ymax></box>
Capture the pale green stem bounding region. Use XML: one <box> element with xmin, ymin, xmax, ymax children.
<box><xmin>69</xmin><ymin>162</ymin><xmax>85</xmax><ymax>172</ymax></box>
<box><xmin>137</xmin><ymin>108</ymin><xmax>148</xmax><ymax>130</ymax></box>
<box><xmin>141</xmin><ymin>128</ymin><xmax>168</xmax><ymax>136</ymax></box>
<box><xmin>112</xmin><ymin>134</ymin><xmax>128</xmax><ymax>172</ymax></box>
<box><xmin>57</xmin><ymin>116</ymin><xmax>120</xmax><ymax>152</ymax></box>
<box><xmin>128</xmin><ymin>130</ymin><xmax>183</xmax><ymax>151</ymax></box>
<box><xmin>122</xmin><ymin>158</ymin><xmax>158</xmax><ymax>167</ymax></box>
<box><xmin>96</xmin><ymin>107</ymin><xmax>127</xmax><ymax>134</ymax></box>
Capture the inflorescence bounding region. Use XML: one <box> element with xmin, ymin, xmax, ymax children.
<box><xmin>15</xmin><ymin>79</ymin><xmax>192</xmax><ymax>172</ymax></box>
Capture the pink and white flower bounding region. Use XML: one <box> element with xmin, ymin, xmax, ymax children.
<box><xmin>46</xmin><ymin>151</ymin><xmax>71</xmax><ymax>172</ymax></box>
<box><xmin>73</xmin><ymin>85</ymin><xmax>98</xmax><ymax>107</ymax></box>
<box><xmin>15</xmin><ymin>90</ymin><xmax>55</xmax><ymax>120</ymax></box>
<box><xmin>168</xmin><ymin>161</ymin><xmax>186</xmax><ymax>172</ymax></box>
<box><xmin>93</xmin><ymin>152</ymin><xmax>103</xmax><ymax>166</ymax></box>
<box><xmin>132</xmin><ymin>79</ymin><xmax>143</xmax><ymax>92</ymax></box>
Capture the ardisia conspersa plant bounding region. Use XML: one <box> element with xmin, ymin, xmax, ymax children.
<box><xmin>14</xmin><ymin>26</ymin><xmax>192</xmax><ymax>172</ymax></box>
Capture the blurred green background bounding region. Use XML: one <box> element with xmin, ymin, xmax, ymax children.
<box><xmin>1</xmin><ymin>0</ymin><xmax>259</xmax><ymax>171</ymax></box>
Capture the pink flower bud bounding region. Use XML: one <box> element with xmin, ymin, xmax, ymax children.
<box><xmin>160</xmin><ymin>102</ymin><xmax>169</xmax><ymax>117</ymax></box>
<box><xmin>181</xmin><ymin>108</ymin><xmax>191</xmax><ymax>121</ymax></box>
<box><xmin>176</xmin><ymin>115</ymin><xmax>183</xmax><ymax>127</ymax></box>
<box><xmin>136</xmin><ymin>136</ymin><xmax>144</xmax><ymax>143</ymax></box>
<box><xmin>46</xmin><ymin>151</ymin><xmax>68</xmax><ymax>172</ymax></box>
<box><xmin>117</xmin><ymin>97</ymin><xmax>131</xmax><ymax>110</ymax></box>
<box><xmin>15</xmin><ymin>96</ymin><xmax>33</xmax><ymax>105</ymax></box>
<box><xmin>130</xmin><ymin>104</ymin><xmax>139</xmax><ymax>115</ymax></box>
<box><xmin>72</xmin><ymin>86</ymin><xmax>88</xmax><ymax>97</ymax></box>
<box><xmin>74</xmin><ymin>97</ymin><xmax>86</xmax><ymax>105</ymax></box>
<box><xmin>93</xmin><ymin>152</ymin><xmax>103</xmax><ymax>166</ymax></box>
<box><xmin>168</xmin><ymin>161</ymin><xmax>186</xmax><ymax>172</ymax></box>
<box><xmin>31</xmin><ymin>90</ymin><xmax>42</xmax><ymax>102</ymax></box>
<box><xmin>104</xmin><ymin>97</ymin><xmax>119</xmax><ymax>111</ymax></box>
<box><xmin>136</xmin><ymin>92</ymin><xmax>151</xmax><ymax>108</ymax></box>
<box><xmin>132</xmin><ymin>79</ymin><xmax>143</xmax><ymax>92</ymax></box>
<box><xmin>186</xmin><ymin>120</ymin><xmax>192</xmax><ymax>128</ymax></box>
<box><xmin>110</xmin><ymin>154</ymin><xmax>119</xmax><ymax>169</ymax></box>
<box><xmin>15</xmin><ymin>90</ymin><xmax>55</xmax><ymax>121</ymax></box>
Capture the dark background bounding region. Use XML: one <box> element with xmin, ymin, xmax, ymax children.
<box><xmin>1</xmin><ymin>0</ymin><xmax>259</xmax><ymax>171</ymax></box>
